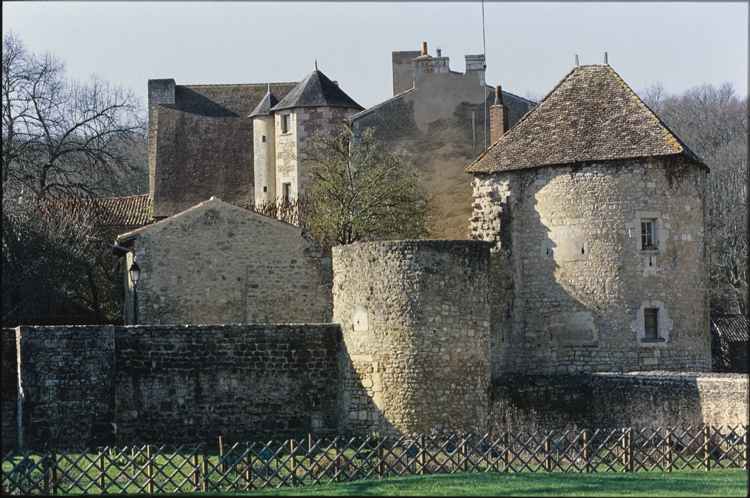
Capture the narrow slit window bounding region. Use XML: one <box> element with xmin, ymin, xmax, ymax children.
<box><xmin>644</xmin><ymin>308</ymin><xmax>658</xmax><ymax>340</ymax></box>
<box><xmin>281</xmin><ymin>114</ymin><xmax>291</xmax><ymax>134</ymax></box>
<box><xmin>283</xmin><ymin>183</ymin><xmax>292</xmax><ymax>204</ymax></box>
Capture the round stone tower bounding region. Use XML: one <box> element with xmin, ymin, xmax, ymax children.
<box><xmin>249</xmin><ymin>85</ymin><xmax>278</xmax><ymax>205</ymax></box>
<box><xmin>333</xmin><ymin>240</ymin><xmax>492</xmax><ymax>435</ymax></box>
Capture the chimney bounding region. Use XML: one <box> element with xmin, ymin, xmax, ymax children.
<box><xmin>490</xmin><ymin>86</ymin><xmax>509</xmax><ymax>144</ymax></box>
<box><xmin>421</xmin><ymin>41</ymin><xmax>428</xmax><ymax>57</ymax></box>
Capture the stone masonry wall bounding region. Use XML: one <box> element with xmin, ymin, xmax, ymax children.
<box><xmin>16</xmin><ymin>326</ymin><xmax>116</xmax><ymax>449</ymax></box>
<box><xmin>128</xmin><ymin>198</ymin><xmax>332</xmax><ymax>325</ymax></box>
<box><xmin>115</xmin><ymin>324</ymin><xmax>341</xmax><ymax>444</ymax></box>
<box><xmin>471</xmin><ymin>157</ymin><xmax>710</xmax><ymax>375</ymax></box>
<box><xmin>333</xmin><ymin>240</ymin><xmax>492</xmax><ymax>435</ymax></box>
<box><xmin>10</xmin><ymin>324</ymin><xmax>341</xmax><ymax>448</ymax></box>
<box><xmin>2</xmin><ymin>328</ymin><xmax>18</xmax><ymax>448</ymax></box>
<box><xmin>490</xmin><ymin>372</ymin><xmax>748</xmax><ymax>431</ymax></box>
<box><xmin>275</xmin><ymin>106</ymin><xmax>359</xmax><ymax>200</ymax></box>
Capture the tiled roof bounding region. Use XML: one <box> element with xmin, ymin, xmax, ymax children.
<box><xmin>467</xmin><ymin>65</ymin><xmax>705</xmax><ymax>174</ymax></box>
<box><xmin>272</xmin><ymin>68</ymin><xmax>363</xmax><ymax>111</ymax></box>
<box><xmin>39</xmin><ymin>194</ymin><xmax>153</xmax><ymax>228</ymax></box>
<box><xmin>711</xmin><ymin>315</ymin><xmax>749</xmax><ymax>343</ymax></box>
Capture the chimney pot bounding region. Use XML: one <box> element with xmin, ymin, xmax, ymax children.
<box><xmin>421</xmin><ymin>42</ymin><xmax>428</xmax><ymax>56</ymax></box>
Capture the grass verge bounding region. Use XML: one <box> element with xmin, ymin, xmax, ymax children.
<box><xmin>195</xmin><ymin>469</ymin><xmax>750</xmax><ymax>497</ymax></box>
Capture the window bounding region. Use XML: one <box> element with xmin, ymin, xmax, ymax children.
<box><xmin>641</xmin><ymin>219</ymin><xmax>657</xmax><ymax>250</ymax></box>
<box><xmin>283</xmin><ymin>183</ymin><xmax>292</xmax><ymax>204</ymax></box>
<box><xmin>281</xmin><ymin>114</ymin><xmax>291</xmax><ymax>134</ymax></box>
<box><xmin>644</xmin><ymin>308</ymin><xmax>658</xmax><ymax>340</ymax></box>
<box><xmin>263</xmin><ymin>186</ymin><xmax>268</xmax><ymax>193</ymax></box>
<box><xmin>262</xmin><ymin>135</ymin><xmax>266</xmax><ymax>143</ymax></box>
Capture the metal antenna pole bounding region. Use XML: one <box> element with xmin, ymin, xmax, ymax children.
<box><xmin>482</xmin><ymin>0</ymin><xmax>487</xmax><ymax>151</ymax></box>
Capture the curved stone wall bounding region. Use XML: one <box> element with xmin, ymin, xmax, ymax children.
<box><xmin>333</xmin><ymin>240</ymin><xmax>492</xmax><ymax>435</ymax></box>
<box><xmin>471</xmin><ymin>157</ymin><xmax>711</xmax><ymax>375</ymax></box>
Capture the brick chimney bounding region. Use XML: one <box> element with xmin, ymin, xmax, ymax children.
<box><xmin>490</xmin><ymin>86</ymin><xmax>509</xmax><ymax>143</ymax></box>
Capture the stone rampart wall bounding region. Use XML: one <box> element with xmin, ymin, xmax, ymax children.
<box><xmin>333</xmin><ymin>240</ymin><xmax>492</xmax><ymax>435</ymax></box>
<box><xmin>2</xmin><ymin>328</ymin><xmax>18</xmax><ymax>447</ymax></box>
<box><xmin>16</xmin><ymin>326</ymin><xmax>117</xmax><ymax>448</ymax></box>
<box><xmin>9</xmin><ymin>324</ymin><xmax>341</xmax><ymax>449</ymax></box>
<box><xmin>115</xmin><ymin>324</ymin><xmax>341</xmax><ymax>444</ymax></box>
<box><xmin>490</xmin><ymin>372</ymin><xmax>748</xmax><ymax>431</ymax></box>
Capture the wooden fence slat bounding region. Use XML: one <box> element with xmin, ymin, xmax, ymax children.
<box><xmin>148</xmin><ymin>445</ymin><xmax>155</xmax><ymax>494</ymax></box>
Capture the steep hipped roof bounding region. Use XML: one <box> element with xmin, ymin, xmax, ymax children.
<box><xmin>272</xmin><ymin>67</ymin><xmax>363</xmax><ymax>111</ymax></box>
<box><xmin>248</xmin><ymin>86</ymin><xmax>280</xmax><ymax>118</ymax></box>
<box><xmin>467</xmin><ymin>64</ymin><xmax>705</xmax><ymax>174</ymax></box>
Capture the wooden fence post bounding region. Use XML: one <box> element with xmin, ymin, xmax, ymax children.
<box><xmin>666</xmin><ymin>429</ymin><xmax>674</xmax><ymax>472</ymax></box>
<box><xmin>98</xmin><ymin>448</ymin><xmax>106</xmax><ymax>491</ymax></box>
<box><xmin>191</xmin><ymin>453</ymin><xmax>198</xmax><ymax>489</ymax></box>
<box><xmin>42</xmin><ymin>453</ymin><xmax>51</xmax><ymax>494</ymax></box>
<box><xmin>376</xmin><ymin>437</ymin><xmax>383</xmax><ymax>478</ymax></box>
<box><xmin>582</xmin><ymin>431</ymin><xmax>589</xmax><ymax>473</ymax></box>
<box><xmin>462</xmin><ymin>439</ymin><xmax>469</xmax><ymax>473</ymax></box>
<box><xmin>147</xmin><ymin>445</ymin><xmax>154</xmax><ymax>494</ymax></box>
<box><xmin>333</xmin><ymin>439</ymin><xmax>340</xmax><ymax>482</ymax></box>
<box><xmin>51</xmin><ymin>450</ymin><xmax>58</xmax><ymax>495</ymax></box>
<box><xmin>544</xmin><ymin>438</ymin><xmax>552</xmax><ymax>472</ymax></box>
<box><xmin>703</xmin><ymin>426</ymin><xmax>710</xmax><ymax>471</ymax></box>
<box><xmin>201</xmin><ymin>455</ymin><xmax>208</xmax><ymax>492</ymax></box>
<box><xmin>219</xmin><ymin>436</ymin><xmax>225</xmax><ymax>475</ymax></box>
<box><xmin>290</xmin><ymin>440</ymin><xmax>297</xmax><ymax>487</ymax></box>
<box><xmin>131</xmin><ymin>447</ymin><xmax>136</xmax><ymax>479</ymax></box>
<box><xmin>744</xmin><ymin>425</ymin><xmax>748</xmax><ymax>471</ymax></box>
<box><xmin>244</xmin><ymin>445</ymin><xmax>253</xmax><ymax>490</ymax></box>
<box><xmin>418</xmin><ymin>435</ymin><xmax>425</xmax><ymax>476</ymax></box>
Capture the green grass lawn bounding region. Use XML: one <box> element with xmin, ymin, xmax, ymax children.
<box><xmin>206</xmin><ymin>469</ymin><xmax>749</xmax><ymax>497</ymax></box>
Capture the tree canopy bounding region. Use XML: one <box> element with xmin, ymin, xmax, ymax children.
<box><xmin>302</xmin><ymin>128</ymin><xmax>431</xmax><ymax>245</ymax></box>
<box><xmin>643</xmin><ymin>82</ymin><xmax>748</xmax><ymax>314</ymax></box>
<box><xmin>2</xmin><ymin>32</ymin><xmax>147</xmax><ymax>203</ymax></box>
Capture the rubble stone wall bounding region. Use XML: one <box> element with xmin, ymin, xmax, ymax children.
<box><xmin>333</xmin><ymin>240</ymin><xmax>492</xmax><ymax>435</ymax></box>
<box><xmin>471</xmin><ymin>157</ymin><xmax>711</xmax><ymax>375</ymax></box>
<box><xmin>490</xmin><ymin>372</ymin><xmax>748</xmax><ymax>431</ymax></box>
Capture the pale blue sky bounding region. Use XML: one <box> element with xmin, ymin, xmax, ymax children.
<box><xmin>3</xmin><ymin>2</ymin><xmax>748</xmax><ymax>111</ymax></box>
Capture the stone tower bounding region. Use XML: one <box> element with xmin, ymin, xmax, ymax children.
<box><xmin>267</xmin><ymin>64</ymin><xmax>363</xmax><ymax>202</ymax></box>
<box><xmin>249</xmin><ymin>85</ymin><xmax>279</xmax><ymax>206</ymax></box>
<box><xmin>468</xmin><ymin>64</ymin><xmax>711</xmax><ymax>375</ymax></box>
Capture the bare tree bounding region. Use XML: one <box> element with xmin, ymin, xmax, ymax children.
<box><xmin>2</xmin><ymin>32</ymin><xmax>147</xmax><ymax>202</ymax></box>
<box><xmin>642</xmin><ymin>82</ymin><xmax>748</xmax><ymax>314</ymax></box>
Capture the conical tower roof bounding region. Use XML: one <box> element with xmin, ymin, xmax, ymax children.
<box><xmin>272</xmin><ymin>65</ymin><xmax>363</xmax><ymax>112</ymax></box>
<box><xmin>248</xmin><ymin>85</ymin><xmax>279</xmax><ymax>117</ymax></box>
<box><xmin>468</xmin><ymin>64</ymin><xmax>705</xmax><ymax>174</ymax></box>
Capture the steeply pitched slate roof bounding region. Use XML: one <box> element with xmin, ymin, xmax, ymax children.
<box><xmin>467</xmin><ymin>65</ymin><xmax>705</xmax><ymax>174</ymax></box>
<box><xmin>272</xmin><ymin>68</ymin><xmax>363</xmax><ymax>111</ymax></box>
<box><xmin>248</xmin><ymin>87</ymin><xmax>280</xmax><ymax>118</ymax></box>
<box><xmin>711</xmin><ymin>315</ymin><xmax>749</xmax><ymax>342</ymax></box>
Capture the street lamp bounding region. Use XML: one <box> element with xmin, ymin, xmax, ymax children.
<box><xmin>129</xmin><ymin>261</ymin><xmax>140</xmax><ymax>324</ymax></box>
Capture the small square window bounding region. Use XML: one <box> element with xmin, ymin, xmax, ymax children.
<box><xmin>641</xmin><ymin>220</ymin><xmax>657</xmax><ymax>250</ymax></box>
<box><xmin>644</xmin><ymin>308</ymin><xmax>658</xmax><ymax>340</ymax></box>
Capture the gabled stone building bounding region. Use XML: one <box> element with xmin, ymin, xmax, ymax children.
<box><xmin>116</xmin><ymin>197</ymin><xmax>332</xmax><ymax>326</ymax></box>
<box><xmin>467</xmin><ymin>63</ymin><xmax>711</xmax><ymax>374</ymax></box>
